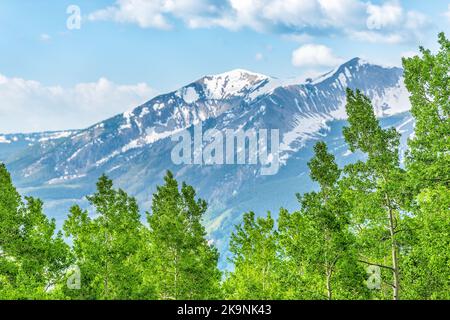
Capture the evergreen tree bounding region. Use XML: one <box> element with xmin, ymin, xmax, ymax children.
<box><xmin>147</xmin><ymin>171</ymin><xmax>221</xmax><ymax>299</ymax></box>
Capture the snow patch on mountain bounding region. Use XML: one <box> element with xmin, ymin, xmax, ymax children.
<box><xmin>309</xmin><ymin>68</ymin><xmax>339</xmax><ymax>85</ymax></box>
<box><xmin>0</xmin><ymin>136</ymin><xmax>11</xmax><ymax>144</ymax></box>
<box><xmin>329</xmin><ymin>97</ymin><xmax>348</xmax><ymax>120</ymax></box>
<box><xmin>95</xmin><ymin>150</ymin><xmax>121</xmax><ymax>167</ymax></box>
<box><xmin>182</xmin><ymin>87</ymin><xmax>200</xmax><ymax>104</ymax></box>
<box><xmin>38</xmin><ymin>131</ymin><xmax>74</xmax><ymax>142</ymax></box>
<box><xmin>122</xmin><ymin>126</ymin><xmax>184</xmax><ymax>153</ymax></box>
<box><xmin>68</xmin><ymin>142</ymin><xmax>94</xmax><ymax>162</ymax></box>
<box><xmin>202</xmin><ymin>69</ymin><xmax>268</xmax><ymax>99</ymax></box>
<box><xmin>140</xmin><ymin>107</ymin><xmax>151</xmax><ymax>117</ymax></box>
<box><xmin>247</xmin><ymin>76</ymin><xmax>307</xmax><ymax>101</ymax></box>
<box><xmin>371</xmin><ymin>78</ymin><xmax>410</xmax><ymax>116</ymax></box>
<box><xmin>279</xmin><ymin>113</ymin><xmax>331</xmax><ymax>164</ymax></box>
<box><xmin>0</xmin><ymin>131</ymin><xmax>77</xmax><ymax>143</ymax></box>
<box><xmin>120</xmin><ymin>110</ymin><xmax>133</xmax><ymax>130</ymax></box>
<box><xmin>48</xmin><ymin>174</ymin><xmax>87</xmax><ymax>185</ymax></box>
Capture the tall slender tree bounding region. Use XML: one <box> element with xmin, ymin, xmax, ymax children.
<box><xmin>147</xmin><ymin>171</ymin><xmax>221</xmax><ymax>300</ymax></box>
<box><xmin>279</xmin><ymin>142</ymin><xmax>368</xmax><ymax>300</ymax></box>
<box><xmin>224</xmin><ymin>211</ymin><xmax>283</xmax><ymax>299</ymax></box>
<box><xmin>403</xmin><ymin>32</ymin><xmax>449</xmax><ymax>191</ymax></box>
<box><xmin>341</xmin><ymin>89</ymin><xmax>406</xmax><ymax>300</ymax></box>
<box><xmin>400</xmin><ymin>32</ymin><xmax>450</xmax><ymax>299</ymax></box>
<box><xmin>63</xmin><ymin>175</ymin><xmax>152</xmax><ymax>299</ymax></box>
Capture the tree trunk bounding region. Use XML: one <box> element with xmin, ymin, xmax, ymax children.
<box><xmin>104</xmin><ymin>230</ymin><xmax>109</xmax><ymax>299</ymax></box>
<box><xmin>386</xmin><ymin>195</ymin><xmax>400</xmax><ymax>300</ymax></box>
<box><xmin>174</xmin><ymin>250</ymin><xmax>178</xmax><ymax>300</ymax></box>
<box><xmin>104</xmin><ymin>263</ymin><xmax>109</xmax><ymax>299</ymax></box>
<box><xmin>326</xmin><ymin>269</ymin><xmax>332</xmax><ymax>300</ymax></box>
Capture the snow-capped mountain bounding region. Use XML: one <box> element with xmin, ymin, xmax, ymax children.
<box><xmin>0</xmin><ymin>58</ymin><xmax>413</xmax><ymax>267</ymax></box>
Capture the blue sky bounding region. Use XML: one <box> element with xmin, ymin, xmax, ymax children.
<box><xmin>0</xmin><ymin>0</ymin><xmax>448</xmax><ymax>133</ymax></box>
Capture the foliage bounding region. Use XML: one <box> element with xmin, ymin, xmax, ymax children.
<box><xmin>340</xmin><ymin>88</ymin><xmax>406</xmax><ymax>300</ymax></box>
<box><xmin>147</xmin><ymin>171</ymin><xmax>221</xmax><ymax>299</ymax></box>
<box><xmin>223</xmin><ymin>212</ymin><xmax>283</xmax><ymax>299</ymax></box>
<box><xmin>279</xmin><ymin>142</ymin><xmax>369</xmax><ymax>300</ymax></box>
<box><xmin>0</xmin><ymin>164</ymin><xmax>71</xmax><ymax>299</ymax></box>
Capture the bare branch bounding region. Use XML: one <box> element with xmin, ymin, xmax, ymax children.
<box><xmin>357</xmin><ymin>259</ymin><xmax>395</xmax><ymax>271</ymax></box>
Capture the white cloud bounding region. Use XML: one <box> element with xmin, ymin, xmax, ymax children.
<box><xmin>0</xmin><ymin>74</ymin><xmax>157</xmax><ymax>133</ymax></box>
<box><xmin>317</xmin><ymin>0</ymin><xmax>366</xmax><ymax>27</ymax></box>
<box><xmin>88</xmin><ymin>0</ymin><xmax>365</xmax><ymax>31</ymax></box>
<box><xmin>405</xmin><ymin>11</ymin><xmax>427</xmax><ymax>30</ymax></box>
<box><xmin>255</xmin><ymin>52</ymin><xmax>264</xmax><ymax>61</ymax></box>
<box><xmin>88</xmin><ymin>0</ymin><xmax>172</xmax><ymax>29</ymax></box>
<box><xmin>366</xmin><ymin>1</ymin><xmax>403</xmax><ymax>30</ymax></box>
<box><xmin>88</xmin><ymin>0</ymin><xmax>429</xmax><ymax>44</ymax></box>
<box><xmin>88</xmin><ymin>0</ymin><xmax>219</xmax><ymax>29</ymax></box>
<box><xmin>362</xmin><ymin>1</ymin><xmax>428</xmax><ymax>43</ymax></box>
<box><xmin>292</xmin><ymin>44</ymin><xmax>343</xmax><ymax>67</ymax></box>
<box><xmin>186</xmin><ymin>0</ymin><xmax>366</xmax><ymax>31</ymax></box>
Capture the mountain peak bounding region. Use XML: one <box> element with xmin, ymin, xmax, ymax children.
<box><xmin>207</xmin><ymin>68</ymin><xmax>269</xmax><ymax>80</ymax></box>
<box><xmin>197</xmin><ymin>68</ymin><xmax>269</xmax><ymax>100</ymax></box>
<box><xmin>344</xmin><ymin>57</ymin><xmax>363</xmax><ymax>65</ymax></box>
<box><xmin>343</xmin><ymin>57</ymin><xmax>403</xmax><ymax>70</ymax></box>
<box><xmin>306</xmin><ymin>57</ymin><xmax>399</xmax><ymax>86</ymax></box>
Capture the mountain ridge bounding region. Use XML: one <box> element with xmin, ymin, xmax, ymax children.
<box><xmin>0</xmin><ymin>56</ymin><xmax>409</xmax><ymax>196</ymax></box>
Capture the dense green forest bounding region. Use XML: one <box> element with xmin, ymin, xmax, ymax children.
<box><xmin>0</xmin><ymin>33</ymin><xmax>448</xmax><ymax>300</ymax></box>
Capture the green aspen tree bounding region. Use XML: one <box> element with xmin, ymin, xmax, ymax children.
<box><xmin>400</xmin><ymin>33</ymin><xmax>450</xmax><ymax>299</ymax></box>
<box><xmin>63</xmin><ymin>175</ymin><xmax>152</xmax><ymax>299</ymax></box>
<box><xmin>224</xmin><ymin>211</ymin><xmax>283</xmax><ymax>299</ymax></box>
<box><xmin>0</xmin><ymin>163</ymin><xmax>71</xmax><ymax>299</ymax></box>
<box><xmin>279</xmin><ymin>142</ymin><xmax>368</xmax><ymax>300</ymax></box>
<box><xmin>147</xmin><ymin>171</ymin><xmax>221</xmax><ymax>300</ymax></box>
<box><xmin>341</xmin><ymin>89</ymin><xmax>406</xmax><ymax>300</ymax></box>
